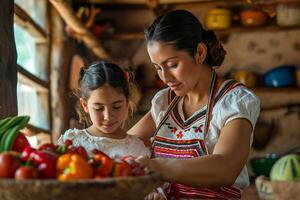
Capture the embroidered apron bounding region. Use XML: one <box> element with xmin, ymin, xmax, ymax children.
<box><xmin>151</xmin><ymin>71</ymin><xmax>243</xmax><ymax>200</ymax></box>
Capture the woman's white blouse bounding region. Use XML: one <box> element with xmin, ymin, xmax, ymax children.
<box><xmin>58</xmin><ymin>129</ymin><xmax>150</xmax><ymax>159</ymax></box>
<box><xmin>150</xmin><ymin>81</ymin><xmax>261</xmax><ymax>189</ymax></box>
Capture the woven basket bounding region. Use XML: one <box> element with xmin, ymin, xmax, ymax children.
<box><xmin>0</xmin><ymin>173</ymin><xmax>162</xmax><ymax>200</ymax></box>
<box><xmin>255</xmin><ymin>175</ymin><xmax>300</xmax><ymax>200</ymax></box>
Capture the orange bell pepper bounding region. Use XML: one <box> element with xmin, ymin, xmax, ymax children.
<box><xmin>57</xmin><ymin>153</ymin><xmax>93</xmax><ymax>181</ymax></box>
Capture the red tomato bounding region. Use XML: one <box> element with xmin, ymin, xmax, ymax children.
<box><xmin>0</xmin><ymin>152</ymin><xmax>21</xmax><ymax>178</ymax></box>
<box><xmin>12</xmin><ymin>133</ymin><xmax>30</xmax><ymax>153</ymax></box>
<box><xmin>15</xmin><ymin>166</ymin><xmax>39</xmax><ymax>180</ymax></box>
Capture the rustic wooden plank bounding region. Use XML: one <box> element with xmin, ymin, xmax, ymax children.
<box><xmin>46</xmin><ymin>1</ymin><xmax>53</xmax><ymax>134</ymax></box>
<box><xmin>0</xmin><ymin>0</ymin><xmax>18</xmax><ymax>118</ymax></box>
<box><xmin>17</xmin><ymin>65</ymin><xmax>49</xmax><ymax>92</ymax></box>
<box><xmin>14</xmin><ymin>3</ymin><xmax>47</xmax><ymax>43</ymax></box>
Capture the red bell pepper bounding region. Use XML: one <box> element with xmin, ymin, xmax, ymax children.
<box><xmin>121</xmin><ymin>155</ymin><xmax>145</xmax><ymax>176</ymax></box>
<box><xmin>20</xmin><ymin>146</ymin><xmax>36</xmax><ymax>162</ymax></box>
<box><xmin>12</xmin><ymin>132</ymin><xmax>30</xmax><ymax>153</ymax></box>
<box><xmin>30</xmin><ymin>150</ymin><xmax>57</xmax><ymax>179</ymax></box>
<box><xmin>113</xmin><ymin>161</ymin><xmax>131</xmax><ymax>177</ymax></box>
<box><xmin>67</xmin><ymin>146</ymin><xmax>88</xmax><ymax>160</ymax></box>
<box><xmin>38</xmin><ymin>143</ymin><xmax>56</xmax><ymax>153</ymax></box>
<box><xmin>91</xmin><ymin>151</ymin><xmax>114</xmax><ymax>177</ymax></box>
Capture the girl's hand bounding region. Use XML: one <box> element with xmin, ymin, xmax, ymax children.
<box><xmin>135</xmin><ymin>155</ymin><xmax>153</xmax><ymax>172</ymax></box>
<box><xmin>145</xmin><ymin>189</ymin><xmax>167</xmax><ymax>200</ymax></box>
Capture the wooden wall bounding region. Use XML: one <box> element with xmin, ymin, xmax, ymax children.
<box><xmin>0</xmin><ymin>0</ymin><xmax>17</xmax><ymax>118</ymax></box>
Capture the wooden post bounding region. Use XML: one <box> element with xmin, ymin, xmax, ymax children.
<box><xmin>0</xmin><ymin>0</ymin><xmax>18</xmax><ymax>118</ymax></box>
<box><xmin>50</xmin><ymin>6</ymin><xmax>73</xmax><ymax>143</ymax></box>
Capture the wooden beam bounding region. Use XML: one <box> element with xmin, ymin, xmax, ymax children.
<box><xmin>17</xmin><ymin>65</ymin><xmax>49</xmax><ymax>92</ymax></box>
<box><xmin>14</xmin><ymin>4</ymin><xmax>47</xmax><ymax>43</ymax></box>
<box><xmin>49</xmin><ymin>0</ymin><xmax>110</xmax><ymax>60</ymax></box>
<box><xmin>0</xmin><ymin>0</ymin><xmax>18</xmax><ymax>118</ymax></box>
<box><xmin>102</xmin><ymin>32</ymin><xmax>144</xmax><ymax>40</ymax></box>
<box><xmin>74</xmin><ymin>0</ymin><xmax>300</xmax><ymax>5</ymax></box>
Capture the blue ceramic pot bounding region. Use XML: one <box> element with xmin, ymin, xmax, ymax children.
<box><xmin>264</xmin><ymin>65</ymin><xmax>296</xmax><ymax>87</ymax></box>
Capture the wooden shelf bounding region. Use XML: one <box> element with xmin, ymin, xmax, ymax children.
<box><xmin>214</xmin><ymin>25</ymin><xmax>300</xmax><ymax>36</ymax></box>
<box><xmin>253</xmin><ymin>87</ymin><xmax>300</xmax><ymax>110</ymax></box>
<box><xmin>102</xmin><ymin>24</ymin><xmax>300</xmax><ymax>40</ymax></box>
<box><xmin>253</xmin><ymin>87</ymin><xmax>300</xmax><ymax>93</ymax></box>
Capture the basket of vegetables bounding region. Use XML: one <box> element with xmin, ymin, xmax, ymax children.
<box><xmin>0</xmin><ymin>116</ymin><xmax>162</xmax><ymax>200</ymax></box>
<box><xmin>255</xmin><ymin>154</ymin><xmax>300</xmax><ymax>200</ymax></box>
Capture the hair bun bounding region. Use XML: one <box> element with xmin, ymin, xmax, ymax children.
<box><xmin>204</xmin><ymin>30</ymin><xmax>226</xmax><ymax>67</ymax></box>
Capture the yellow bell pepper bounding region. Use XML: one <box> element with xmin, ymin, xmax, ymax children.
<box><xmin>57</xmin><ymin>153</ymin><xmax>93</xmax><ymax>181</ymax></box>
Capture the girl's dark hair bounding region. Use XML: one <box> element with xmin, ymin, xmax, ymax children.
<box><xmin>145</xmin><ymin>9</ymin><xmax>226</xmax><ymax>67</ymax></box>
<box><xmin>75</xmin><ymin>61</ymin><xmax>139</xmax><ymax>126</ymax></box>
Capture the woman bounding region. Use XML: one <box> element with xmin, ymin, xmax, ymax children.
<box><xmin>129</xmin><ymin>10</ymin><xmax>260</xmax><ymax>199</ymax></box>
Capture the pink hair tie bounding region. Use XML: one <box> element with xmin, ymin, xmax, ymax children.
<box><xmin>124</xmin><ymin>71</ymin><xmax>130</xmax><ymax>82</ymax></box>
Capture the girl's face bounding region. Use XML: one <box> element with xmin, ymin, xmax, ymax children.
<box><xmin>147</xmin><ymin>41</ymin><xmax>203</xmax><ymax>96</ymax></box>
<box><xmin>81</xmin><ymin>85</ymin><xmax>128</xmax><ymax>135</ymax></box>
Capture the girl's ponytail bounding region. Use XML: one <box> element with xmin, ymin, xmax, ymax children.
<box><xmin>124</xmin><ymin>70</ymin><xmax>141</xmax><ymax>117</ymax></box>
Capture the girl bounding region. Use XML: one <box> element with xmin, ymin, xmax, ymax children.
<box><xmin>129</xmin><ymin>10</ymin><xmax>260</xmax><ymax>200</ymax></box>
<box><xmin>58</xmin><ymin>61</ymin><xmax>150</xmax><ymax>158</ymax></box>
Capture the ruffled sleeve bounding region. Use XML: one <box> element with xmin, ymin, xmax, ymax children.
<box><xmin>216</xmin><ymin>87</ymin><xmax>261</xmax><ymax>131</ymax></box>
<box><xmin>57</xmin><ymin>128</ymin><xmax>84</xmax><ymax>146</ymax></box>
<box><xmin>129</xmin><ymin>136</ymin><xmax>151</xmax><ymax>157</ymax></box>
<box><xmin>150</xmin><ymin>88</ymin><xmax>169</xmax><ymax>126</ymax></box>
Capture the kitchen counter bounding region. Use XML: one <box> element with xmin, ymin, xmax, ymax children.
<box><xmin>242</xmin><ymin>185</ymin><xmax>260</xmax><ymax>200</ymax></box>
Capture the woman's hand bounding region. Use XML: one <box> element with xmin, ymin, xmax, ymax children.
<box><xmin>135</xmin><ymin>155</ymin><xmax>150</xmax><ymax>165</ymax></box>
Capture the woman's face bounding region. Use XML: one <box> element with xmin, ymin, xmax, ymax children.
<box><xmin>147</xmin><ymin>41</ymin><xmax>203</xmax><ymax>96</ymax></box>
<box><xmin>81</xmin><ymin>85</ymin><xmax>128</xmax><ymax>135</ymax></box>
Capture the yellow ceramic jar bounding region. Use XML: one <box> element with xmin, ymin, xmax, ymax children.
<box><xmin>206</xmin><ymin>8</ymin><xmax>232</xmax><ymax>30</ymax></box>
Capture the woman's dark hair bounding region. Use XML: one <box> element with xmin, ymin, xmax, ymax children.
<box><xmin>75</xmin><ymin>61</ymin><xmax>139</xmax><ymax>126</ymax></box>
<box><xmin>145</xmin><ymin>9</ymin><xmax>226</xmax><ymax>67</ymax></box>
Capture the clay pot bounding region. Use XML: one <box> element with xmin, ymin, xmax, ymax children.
<box><xmin>240</xmin><ymin>9</ymin><xmax>268</xmax><ymax>27</ymax></box>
